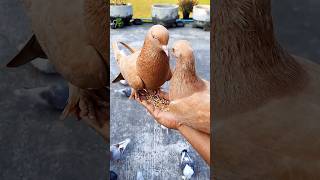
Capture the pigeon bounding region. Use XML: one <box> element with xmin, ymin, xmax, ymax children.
<box><xmin>112</xmin><ymin>25</ymin><xmax>172</xmax><ymax>98</ymax></box>
<box><xmin>180</xmin><ymin>149</ymin><xmax>195</xmax><ymax>180</ymax></box>
<box><xmin>39</xmin><ymin>84</ymin><xmax>69</xmax><ymax>110</ymax></box>
<box><xmin>6</xmin><ymin>0</ymin><xmax>109</xmax><ymax>141</ymax></box>
<box><xmin>110</xmin><ymin>171</ymin><xmax>118</xmax><ymax>180</ymax></box>
<box><xmin>110</xmin><ymin>138</ymin><xmax>131</xmax><ymax>161</ymax></box>
<box><xmin>114</xmin><ymin>88</ymin><xmax>132</xmax><ymax>98</ymax></box>
<box><xmin>169</xmin><ymin>40</ymin><xmax>209</xmax><ymax>101</ymax></box>
<box><xmin>213</xmin><ymin>0</ymin><xmax>320</xmax><ymax>179</ymax></box>
<box><xmin>166</xmin><ymin>40</ymin><xmax>210</xmax><ymax>134</ymax></box>
<box><xmin>14</xmin><ymin>84</ymin><xmax>68</xmax><ymax>110</ymax></box>
<box><xmin>119</xmin><ymin>80</ymin><xmax>129</xmax><ymax>86</ymax></box>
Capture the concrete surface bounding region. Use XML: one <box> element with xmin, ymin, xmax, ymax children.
<box><xmin>110</xmin><ymin>24</ymin><xmax>210</xmax><ymax>179</ymax></box>
<box><xmin>0</xmin><ymin>0</ymin><xmax>107</xmax><ymax>180</ymax></box>
<box><xmin>272</xmin><ymin>0</ymin><xmax>320</xmax><ymax>63</ymax></box>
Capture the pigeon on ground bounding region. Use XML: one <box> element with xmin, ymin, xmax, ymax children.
<box><xmin>14</xmin><ymin>84</ymin><xmax>68</xmax><ymax>110</ymax></box>
<box><xmin>110</xmin><ymin>171</ymin><xmax>118</xmax><ymax>180</ymax></box>
<box><xmin>180</xmin><ymin>149</ymin><xmax>195</xmax><ymax>180</ymax></box>
<box><xmin>110</xmin><ymin>138</ymin><xmax>131</xmax><ymax>161</ymax></box>
<box><xmin>114</xmin><ymin>88</ymin><xmax>131</xmax><ymax>98</ymax></box>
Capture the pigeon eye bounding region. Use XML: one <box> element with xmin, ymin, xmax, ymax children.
<box><xmin>151</xmin><ymin>33</ymin><xmax>158</xmax><ymax>40</ymax></box>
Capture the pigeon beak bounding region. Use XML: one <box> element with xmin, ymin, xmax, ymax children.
<box><xmin>162</xmin><ymin>45</ymin><xmax>169</xmax><ymax>57</ymax></box>
<box><xmin>169</xmin><ymin>48</ymin><xmax>176</xmax><ymax>58</ymax></box>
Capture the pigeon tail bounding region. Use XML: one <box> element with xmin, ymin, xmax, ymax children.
<box><xmin>111</xmin><ymin>41</ymin><xmax>137</xmax><ymax>83</ymax></box>
<box><xmin>7</xmin><ymin>34</ymin><xmax>47</xmax><ymax>67</ymax></box>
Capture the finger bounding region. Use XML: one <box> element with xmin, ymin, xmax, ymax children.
<box><xmin>135</xmin><ymin>94</ymin><xmax>145</xmax><ymax>104</ymax></box>
<box><xmin>135</xmin><ymin>93</ymin><xmax>141</xmax><ymax>102</ymax></box>
<box><xmin>140</xmin><ymin>99</ymin><xmax>155</xmax><ymax>114</ymax></box>
<box><xmin>157</xmin><ymin>116</ymin><xmax>177</xmax><ymax>129</ymax></box>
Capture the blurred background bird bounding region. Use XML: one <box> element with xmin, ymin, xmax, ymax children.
<box><xmin>14</xmin><ymin>84</ymin><xmax>68</xmax><ymax>110</ymax></box>
<box><xmin>114</xmin><ymin>88</ymin><xmax>132</xmax><ymax>98</ymax></box>
<box><xmin>180</xmin><ymin>149</ymin><xmax>195</xmax><ymax>180</ymax></box>
<box><xmin>110</xmin><ymin>171</ymin><xmax>118</xmax><ymax>180</ymax></box>
<box><xmin>110</xmin><ymin>138</ymin><xmax>131</xmax><ymax>161</ymax></box>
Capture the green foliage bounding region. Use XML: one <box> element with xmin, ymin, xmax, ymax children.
<box><xmin>178</xmin><ymin>0</ymin><xmax>198</xmax><ymax>14</ymax></box>
<box><xmin>114</xmin><ymin>18</ymin><xmax>124</xmax><ymax>28</ymax></box>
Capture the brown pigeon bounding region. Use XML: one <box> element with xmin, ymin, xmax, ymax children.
<box><xmin>6</xmin><ymin>0</ymin><xmax>109</xmax><ymax>141</ymax></box>
<box><xmin>213</xmin><ymin>0</ymin><xmax>320</xmax><ymax>179</ymax></box>
<box><xmin>167</xmin><ymin>40</ymin><xmax>210</xmax><ymax>134</ymax></box>
<box><xmin>169</xmin><ymin>40</ymin><xmax>209</xmax><ymax>101</ymax></box>
<box><xmin>112</xmin><ymin>25</ymin><xmax>172</xmax><ymax>98</ymax></box>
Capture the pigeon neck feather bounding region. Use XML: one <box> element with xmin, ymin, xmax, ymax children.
<box><xmin>139</xmin><ymin>36</ymin><xmax>167</xmax><ymax>63</ymax></box>
<box><xmin>173</xmin><ymin>55</ymin><xmax>206</xmax><ymax>96</ymax></box>
<box><xmin>212</xmin><ymin>0</ymin><xmax>308</xmax><ymax>117</ymax></box>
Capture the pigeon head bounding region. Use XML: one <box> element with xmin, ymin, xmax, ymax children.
<box><xmin>148</xmin><ymin>25</ymin><xmax>169</xmax><ymax>56</ymax></box>
<box><xmin>172</xmin><ymin>40</ymin><xmax>194</xmax><ymax>63</ymax></box>
<box><xmin>181</xmin><ymin>149</ymin><xmax>188</xmax><ymax>155</ymax></box>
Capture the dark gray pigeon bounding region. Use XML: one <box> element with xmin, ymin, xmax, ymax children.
<box><xmin>180</xmin><ymin>149</ymin><xmax>195</xmax><ymax>180</ymax></box>
<box><xmin>115</xmin><ymin>88</ymin><xmax>131</xmax><ymax>98</ymax></box>
<box><xmin>110</xmin><ymin>171</ymin><xmax>118</xmax><ymax>180</ymax></box>
<box><xmin>14</xmin><ymin>84</ymin><xmax>68</xmax><ymax>110</ymax></box>
<box><xmin>110</xmin><ymin>138</ymin><xmax>131</xmax><ymax>161</ymax></box>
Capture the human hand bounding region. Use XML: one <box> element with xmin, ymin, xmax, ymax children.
<box><xmin>135</xmin><ymin>90</ymin><xmax>182</xmax><ymax>130</ymax></box>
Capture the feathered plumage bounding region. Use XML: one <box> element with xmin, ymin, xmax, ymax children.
<box><xmin>168</xmin><ymin>40</ymin><xmax>210</xmax><ymax>134</ymax></box>
<box><xmin>112</xmin><ymin>25</ymin><xmax>172</xmax><ymax>98</ymax></box>
<box><xmin>213</xmin><ymin>0</ymin><xmax>320</xmax><ymax>179</ymax></box>
<box><xmin>7</xmin><ymin>0</ymin><xmax>109</xmax><ymax>141</ymax></box>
